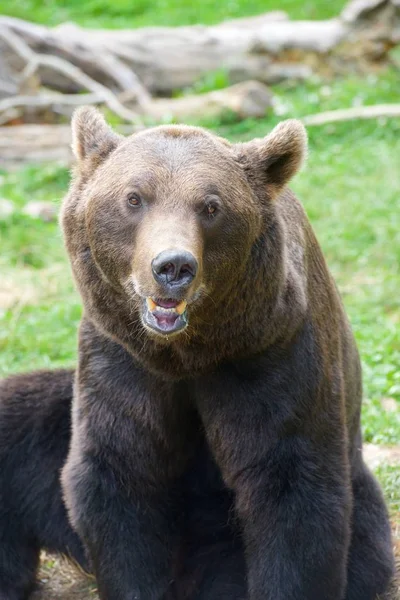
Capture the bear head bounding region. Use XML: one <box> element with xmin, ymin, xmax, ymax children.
<box><xmin>61</xmin><ymin>107</ymin><xmax>307</xmax><ymax>375</ymax></box>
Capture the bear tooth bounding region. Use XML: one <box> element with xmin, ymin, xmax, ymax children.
<box><xmin>146</xmin><ymin>298</ymin><xmax>157</xmax><ymax>312</ymax></box>
<box><xmin>176</xmin><ymin>300</ymin><xmax>187</xmax><ymax>315</ymax></box>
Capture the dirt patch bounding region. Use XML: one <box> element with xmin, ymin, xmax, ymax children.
<box><xmin>0</xmin><ymin>281</ymin><xmax>38</xmax><ymax>310</ymax></box>
<box><xmin>364</xmin><ymin>444</ymin><xmax>400</xmax><ymax>470</ymax></box>
<box><xmin>32</xmin><ymin>540</ymin><xmax>400</xmax><ymax>600</ymax></box>
<box><xmin>32</xmin><ymin>553</ymin><xmax>96</xmax><ymax>600</ymax></box>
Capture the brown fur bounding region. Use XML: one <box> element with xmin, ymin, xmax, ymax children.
<box><xmin>62</xmin><ymin>108</ymin><xmax>310</xmax><ymax>378</ymax></box>
<box><xmin>35</xmin><ymin>107</ymin><xmax>393</xmax><ymax>599</ymax></box>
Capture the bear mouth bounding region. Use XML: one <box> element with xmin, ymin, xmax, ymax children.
<box><xmin>142</xmin><ymin>297</ymin><xmax>188</xmax><ymax>336</ymax></box>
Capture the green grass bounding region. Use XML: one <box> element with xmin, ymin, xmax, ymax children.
<box><xmin>0</xmin><ymin>0</ymin><xmax>345</xmax><ymax>28</ymax></box>
<box><xmin>1</xmin><ymin>68</ymin><xmax>400</xmax><ymax>446</ymax></box>
<box><xmin>376</xmin><ymin>465</ymin><xmax>400</xmax><ymax>517</ymax></box>
<box><xmin>0</xmin><ymin>165</ymin><xmax>81</xmax><ymax>372</ymax></box>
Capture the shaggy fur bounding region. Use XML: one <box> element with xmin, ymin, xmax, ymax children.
<box><xmin>0</xmin><ymin>108</ymin><xmax>395</xmax><ymax>600</ymax></box>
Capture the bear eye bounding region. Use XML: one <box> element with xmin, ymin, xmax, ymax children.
<box><xmin>204</xmin><ymin>199</ymin><xmax>219</xmax><ymax>219</ymax></box>
<box><xmin>127</xmin><ymin>193</ymin><xmax>142</xmax><ymax>208</ymax></box>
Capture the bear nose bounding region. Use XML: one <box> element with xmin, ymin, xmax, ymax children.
<box><xmin>152</xmin><ymin>250</ymin><xmax>198</xmax><ymax>290</ymax></box>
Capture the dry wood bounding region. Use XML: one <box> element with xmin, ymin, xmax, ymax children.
<box><xmin>0</xmin><ymin>93</ymin><xmax>100</xmax><ymax>115</ymax></box>
<box><xmin>0</xmin><ymin>26</ymin><xmax>143</xmax><ymax>123</ymax></box>
<box><xmin>0</xmin><ymin>81</ymin><xmax>273</xmax><ymax>127</ymax></box>
<box><xmin>0</xmin><ymin>122</ymin><xmax>141</xmax><ymax>165</ymax></box>
<box><xmin>127</xmin><ymin>81</ymin><xmax>274</xmax><ymax>121</ymax></box>
<box><xmin>0</xmin><ymin>124</ymin><xmax>74</xmax><ymax>165</ymax></box>
<box><xmin>303</xmin><ymin>104</ymin><xmax>400</xmax><ymax>125</ymax></box>
<box><xmin>0</xmin><ymin>0</ymin><xmax>399</xmax><ymax>159</ymax></box>
<box><xmin>0</xmin><ymin>19</ymin><xmax>151</xmax><ymax>101</ymax></box>
<box><xmin>1</xmin><ymin>0</ymin><xmax>398</xmax><ymax>97</ymax></box>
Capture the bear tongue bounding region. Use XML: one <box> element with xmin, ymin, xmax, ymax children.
<box><xmin>154</xmin><ymin>312</ymin><xmax>179</xmax><ymax>329</ymax></box>
<box><xmin>156</xmin><ymin>299</ymin><xmax>179</xmax><ymax>309</ymax></box>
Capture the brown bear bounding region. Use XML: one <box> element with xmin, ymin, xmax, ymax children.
<box><xmin>0</xmin><ymin>107</ymin><xmax>395</xmax><ymax>600</ymax></box>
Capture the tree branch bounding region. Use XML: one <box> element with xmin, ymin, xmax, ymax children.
<box><xmin>303</xmin><ymin>104</ymin><xmax>400</xmax><ymax>126</ymax></box>
<box><xmin>0</xmin><ymin>26</ymin><xmax>144</xmax><ymax>123</ymax></box>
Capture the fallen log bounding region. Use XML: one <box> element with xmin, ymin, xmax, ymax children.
<box><xmin>144</xmin><ymin>81</ymin><xmax>273</xmax><ymax>121</ymax></box>
<box><xmin>0</xmin><ymin>80</ymin><xmax>273</xmax><ymax>128</ymax></box>
<box><xmin>0</xmin><ymin>123</ymin><xmax>141</xmax><ymax>166</ymax></box>
<box><xmin>0</xmin><ymin>0</ymin><xmax>399</xmax><ymax>97</ymax></box>
<box><xmin>0</xmin><ymin>26</ymin><xmax>144</xmax><ymax>123</ymax></box>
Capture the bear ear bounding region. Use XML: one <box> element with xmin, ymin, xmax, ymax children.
<box><xmin>71</xmin><ymin>106</ymin><xmax>122</xmax><ymax>172</ymax></box>
<box><xmin>236</xmin><ymin>120</ymin><xmax>308</xmax><ymax>198</ymax></box>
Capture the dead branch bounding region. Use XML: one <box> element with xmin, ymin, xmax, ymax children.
<box><xmin>0</xmin><ymin>26</ymin><xmax>143</xmax><ymax>123</ymax></box>
<box><xmin>0</xmin><ymin>109</ymin><xmax>20</xmax><ymax>126</ymax></box>
<box><xmin>96</xmin><ymin>52</ymin><xmax>152</xmax><ymax>107</ymax></box>
<box><xmin>0</xmin><ymin>81</ymin><xmax>273</xmax><ymax>126</ymax></box>
<box><xmin>303</xmin><ymin>104</ymin><xmax>400</xmax><ymax>126</ymax></box>
<box><xmin>0</xmin><ymin>93</ymin><xmax>101</xmax><ymax>113</ymax></box>
<box><xmin>145</xmin><ymin>81</ymin><xmax>273</xmax><ymax>121</ymax></box>
<box><xmin>0</xmin><ymin>0</ymin><xmax>399</xmax><ymax>161</ymax></box>
<box><xmin>0</xmin><ymin>123</ymin><xmax>144</xmax><ymax>166</ymax></box>
<box><xmin>1</xmin><ymin>0</ymin><xmax>398</xmax><ymax>96</ymax></box>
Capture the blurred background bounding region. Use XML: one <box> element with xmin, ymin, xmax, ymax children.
<box><xmin>0</xmin><ymin>0</ymin><xmax>399</xmax><ymax>596</ymax></box>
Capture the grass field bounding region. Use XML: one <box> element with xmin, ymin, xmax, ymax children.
<box><xmin>0</xmin><ymin>0</ymin><xmax>346</xmax><ymax>28</ymax></box>
<box><xmin>0</xmin><ymin>0</ymin><xmax>399</xmax><ymax>518</ymax></box>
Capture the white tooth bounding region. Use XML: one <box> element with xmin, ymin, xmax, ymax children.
<box><xmin>176</xmin><ymin>300</ymin><xmax>187</xmax><ymax>315</ymax></box>
<box><xmin>146</xmin><ymin>298</ymin><xmax>157</xmax><ymax>311</ymax></box>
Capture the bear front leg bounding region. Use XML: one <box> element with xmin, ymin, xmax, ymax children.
<box><xmin>195</xmin><ymin>363</ymin><xmax>352</xmax><ymax>600</ymax></box>
<box><xmin>63</xmin><ymin>451</ymin><xmax>178</xmax><ymax>600</ymax></box>
<box><xmin>345</xmin><ymin>451</ymin><xmax>395</xmax><ymax>599</ymax></box>
<box><xmin>62</xmin><ymin>322</ymin><xmax>197</xmax><ymax>600</ymax></box>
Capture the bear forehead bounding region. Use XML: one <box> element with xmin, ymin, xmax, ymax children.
<box><xmin>114</xmin><ymin>125</ymin><xmax>235</xmax><ymax>169</ymax></box>
<box><xmin>133</xmin><ymin>123</ymin><xmax>231</xmax><ymax>145</ymax></box>
<box><xmin>94</xmin><ymin>125</ymin><xmax>246</xmax><ymax>194</ymax></box>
